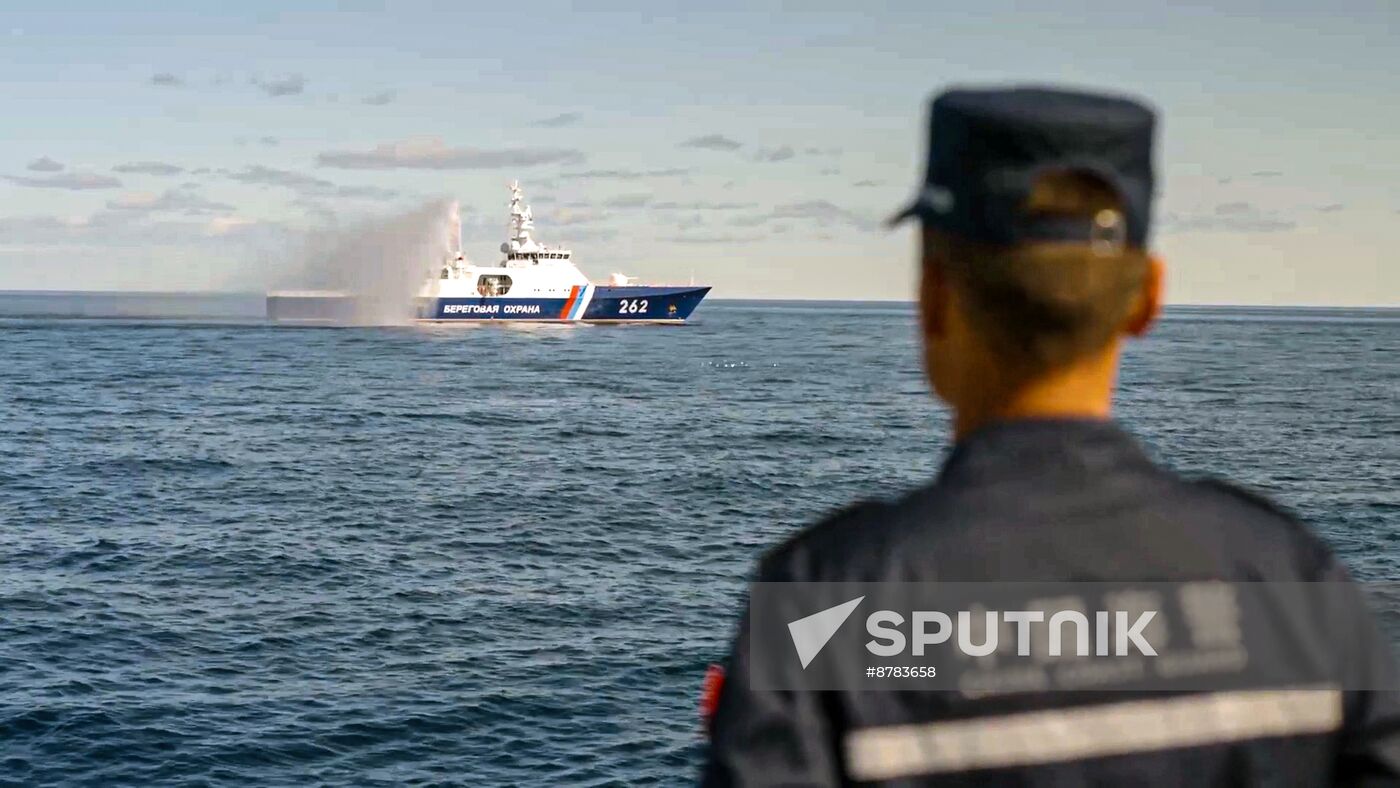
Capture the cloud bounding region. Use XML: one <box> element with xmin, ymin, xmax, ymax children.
<box><xmin>1162</xmin><ymin>207</ymin><xmax>1297</xmax><ymax>234</ymax></box>
<box><xmin>113</xmin><ymin>161</ymin><xmax>185</xmax><ymax>176</ymax></box>
<box><xmin>223</xmin><ymin>165</ymin><xmax>398</xmax><ymax>201</ymax></box>
<box><xmin>205</xmin><ymin>216</ymin><xmax>257</xmax><ymax>236</ymax></box>
<box><xmin>549</xmin><ymin>227</ymin><xmax>619</xmax><ymax>243</ymax></box>
<box><xmin>105</xmin><ymin>192</ymin><xmax>160</xmax><ymax>210</ymax></box>
<box><xmin>363</xmin><ymin>90</ymin><xmax>396</xmax><ymax>106</ymax></box>
<box><xmin>260</xmin><ymin>136</ymin><xmax>280</xmax><ymax>146</ymax></box>
<box><xmin>722</xmin><ymin>199</ymin><xmax>875</xmax><ymax>231</ymax></box>
<box><xmin>0</xmin><ymin>215</ymin><xmax>88</xmax><ymax>235</ymax></box>
<box><xmin>753</xmin><ymin>145</ymin><xmax>796</xmax><ymax>163</ymax></box>
<box><xmin>253</xmin><ymin>74</ymin><xmax>306</xmax><ymax>97</ymax></box>
<box><xmin>151</xmin><ymin>72</ymin><xmax>183</xmax><ymax>87</ymax></box>
<box><xmin>317</xmin><ymin>138</ymin><xmax>585</xmax><ymax>169</ymax></box>
<box><xmin>290</xmin><ymin>197</ymin><xmax>338</xmax><ymax>222</ymax></box>
<box><xmin>852</xmin><ymin>180</ymin><xmax>881</xmax><ymax>188</ymax></box>
<box><xmin>26</xmin><ymin>156</ymin><xmax>64</xmax><ymax>172</ymax></box>
<box><xmin>558</xmin><ymin>168</ymin><xmax>689</xmax><ymax>180</ymax></box>
<box><xmin>334</xmin><ymin>185</ymin><xmax>400</xmax><ymax>201</ymax></box>
<box><xmin>603</xmin><ymin>193</ymin><xmax>652</xmax><ymax>209</ymax></box>
<box><xmin>770</xmin><ymin>200</ymin><xmax>875</xmax><ymax>230</ymax></box>
<box><xmin>210</xmin><ymin>165</ymin><xmax>394</xmax><ymax>202</ymax></box>
<box><xmin>1214</xmin><ymin>201</ymin><xmax>1253</xmax><ymax>216</ymax></box>
<box><xmin>106</xmin><ymin>187</ymin><xmax>234</xmax><ymax>215</ymax></box>
<box><xmin>5</xmin><ymin>172</ymin><xmax>122</xmax><ymax>190</ymax></box>
<box><xmin>679</xmin><ymin>134</ymin><xmax>743</xmax><ymax>151</ymax></box>
<box><xmin>661</xmin><ymin>233</ymin><xmax>766</xmax><ymax>244</ymax></box>
<box><xmin>651</xmin><ymin>201</ymin><xmax>755</xmax><ymax>210</ymax></box>
<box><xmin>532</xmin><ymin>112</ymin><xmax>582</xmax><ymax>128</ymax></box>
<box><xmin>728</xmin><ymin>214</ymin><xmax>771</xmax><ymax>228</ymax></box>
<box><xmin>229</xmin><ymin>165</ymin><xmax>334</xmax><ymax>191</ymax></box>
<box><xmin>546</xmin><ymin>208</ymin><xmax>609</xmax><ymax>226</ymax></box>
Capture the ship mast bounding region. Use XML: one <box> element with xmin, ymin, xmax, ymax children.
<box><xmin>506</xmin><ymin>180</ymin><xmax>537</xmax><ymax>251</ymax></box>
<box><xmin>500</xmin><ymin>181</ymin><xmax>571</xmax><ymax>266</ymax></box>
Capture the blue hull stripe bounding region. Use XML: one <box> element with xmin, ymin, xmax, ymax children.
<box><xmin>421</xmin><ymin>285</ymin><xmax>711</xmax><ymax>322</ymax></box>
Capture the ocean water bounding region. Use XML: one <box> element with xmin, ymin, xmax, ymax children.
<box><xmin>1</xmin><ymin>297</ymin><xmax>1397</xmax><ymax>786</ymax></box>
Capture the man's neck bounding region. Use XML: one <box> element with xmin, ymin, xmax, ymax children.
<box><xmin>952</xmin><ymin>351</ymin><xmax>1118</xmax><ymax>440</ymax></box>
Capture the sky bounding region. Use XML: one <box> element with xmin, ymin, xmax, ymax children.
<box><xmin>1</xmin><ymin>0</ymin><xmax>1396</xmax><ymax>303</ymax></box>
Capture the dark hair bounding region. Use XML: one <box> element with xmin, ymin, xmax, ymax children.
<box><xmin>927</xmin><ymin>171</ymin><xmax>1150</xmax><ymax>375</ymax></box>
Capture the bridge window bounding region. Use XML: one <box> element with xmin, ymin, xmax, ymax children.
<box><xmin>476</xmin><ymin>274</ymin><xmax>513</xmax><ymax>296</ymax></box>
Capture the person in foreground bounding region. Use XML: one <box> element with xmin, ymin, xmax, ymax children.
<box><xmin>701</xmin><ymin>86</ymin><xmax>1400</xmax><ymax>786</ymax></box>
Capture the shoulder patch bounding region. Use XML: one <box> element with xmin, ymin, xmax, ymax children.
<box><xmin>698</xmin><ymin>663</ymin><xmax>725</xmax><ymax>733</ymax></box>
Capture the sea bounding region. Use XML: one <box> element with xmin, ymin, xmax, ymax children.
<box><xmin>1</xmin><ymin>294</ymin><xmax>1397</xmax><ymax>786</ymax></box>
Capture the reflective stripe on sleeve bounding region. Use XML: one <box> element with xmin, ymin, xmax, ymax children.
<box><xmin>845</xmin><ymin>686</ymin><xmax>1342</xmax><ymax>781</ymax></box>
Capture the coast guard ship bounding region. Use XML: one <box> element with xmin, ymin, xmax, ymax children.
<box><xmin>420</xmin><ymin>182</ymin><xmax>709</xmax><ymax>323</ymax></box>
<box><xmin>266</xmin><ymin>182</ymin><xmax>711</xmax><ymax>324</ymax></box>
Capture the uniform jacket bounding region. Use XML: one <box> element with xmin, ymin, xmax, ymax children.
<box><xmin>703</xmin><ymin>419</ymin><xmax>1400</xmax><ymax>786</ymax></box>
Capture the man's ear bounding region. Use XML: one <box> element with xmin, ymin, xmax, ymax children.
<box><xmin>1125</xmin><ymin>254</ymin><xmax>1164</xmax><ymax>337</ymax></box>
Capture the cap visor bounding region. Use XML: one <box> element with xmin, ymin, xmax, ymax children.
<box><xmin>884</xmin><ymin>201</ymin><xmax>920</xmax><ymax>228</ymax></box>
